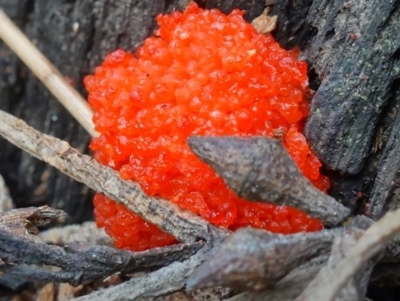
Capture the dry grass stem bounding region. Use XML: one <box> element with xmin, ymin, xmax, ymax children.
<box><xmin>0</xmin><ymin>9</ymin><xmax>97</xmax><ymax>137</ymax></box>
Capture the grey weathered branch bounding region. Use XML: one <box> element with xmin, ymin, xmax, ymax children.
<box><xmin>0</xmin><ymin>206</ymin><xmax>203</xmax><ymax>286</ymax></box>
<box><xmin>0</xmin><ymin>235</ymin><xmax>202</xmax><ymax>285</ymax></box>
<box><xmin>188</xmin><ymin>136</ymin><xmax>350</xmax><ymax>227</ymax></box>
<box><xmin>224</xmin><ymin>243</ymin><xmax>400</xmax><ymax>301</ymax></box>
<box><xmin>70</xmin><ymin>238</ymin><xmax>220</xmax><ymax>301</ymax></box>
<box><xmin>366</xmin><ymin>88</ymin><xmax>400</xmax><ymax>219</ymax></box>
<box><xmin>0</xmin><ymin>109</ymin><xmax>229</xmax><ymax>299</ymax></box>
<box><xmin>187</xmin><ymin>227</ymin><xmax>339</xmax><ymax>291</ymax></box>
<box><xmin>219</xmin><ymin>216</ymin><xmax>400</xmax><ymax>301</ymax></box>
<box><xmin>0</xmin><ymin>109</ymin><xmax>228</xmax><ymax>244</ymax></box>
<box><xmin>3</xmin><ymin>107</ymin><xmax>400</xmax><ymax>300</ymax></box>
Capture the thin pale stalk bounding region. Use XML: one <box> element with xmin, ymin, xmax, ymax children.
<box><xmin>0</xmin><ymin>9</ymin><xmax>97</xmax><ymax>137</ymax></box>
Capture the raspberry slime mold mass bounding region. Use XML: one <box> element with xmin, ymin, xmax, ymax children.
<box><xmin>84</xmin><ymin>2</ymin><xmax>330</xmax><ymax>251</ymax></box>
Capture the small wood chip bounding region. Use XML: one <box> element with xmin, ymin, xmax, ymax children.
<box><xmin>251</xmin><ymin>8</ymin><xmax>277</xmax><ymax>34</ymax></box>
<box><xmin>57</xmin><ymin>283</ymin><xmax>83</xmax><ymax>301</ymax></box>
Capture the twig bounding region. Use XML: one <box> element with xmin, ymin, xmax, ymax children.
<box><xmin>0</xmin><ymin>206</ymin><xmax>202</xmax><ymax>286</ymax></box>
<box><xmin>188</xmin><ymin>136</ymin><xmax>350</xmax><ymax>226</ymax></box>
<box><xmin>0</xmin><ymin>109</ymin><xmax>228</xmax><ymax>243</ymax></box>
<box><xmin>67</xmin><ymin>208</ymin><xmax>226</xmax><ymax>301</ymax></box>
<box><xmin>38</xmin><ymin>222</ymin><xmax>113</xmax><ymax>246</ymax></box>
<box><xmin>70</xmin><ymin>244</ymin><xmax>214</xmax><ymax>301</ymax></box>
<box><xmin>228</xmin><ymin>234</ymin><xmax>373</xmax><ymax>301</ymax></box>
<box><xmin>0</xmin><ymin>9</ymin><xmax>97</xmax><ymax>137</ymax></box>
<box><xmin>187</xmin><ymin>227</ymin><xmax>340</xmax><ymax>291</ymax></box>
<box><xmin>298</xmin><ymin>208</ymin><xmax>400</xmax><ymax>301</ymax></box>
<box><xmin>0</xmin><ymin>234</ymin><xmax>202</xmax><ymax>285</ymax></box>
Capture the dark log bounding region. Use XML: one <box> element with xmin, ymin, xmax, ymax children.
<box><xmin>305</xmin><ymin>1</ymin><xmax>399</xmax><ymax>176</ymax></box>
<box><xmin>270</xmin><ymin>0</ymin><xmax>400</xmax><ymax>219</ymax></box>
<box><xmin>303</xmin><ymin>0</ymin><xmax>400</xmax><ymax>218</ymax></box>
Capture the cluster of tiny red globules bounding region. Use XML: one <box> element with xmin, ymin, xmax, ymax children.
<box><xmin>84</xmin><ymin>2</ymin><xmax>330</xmax><ymax>251</ymax></box>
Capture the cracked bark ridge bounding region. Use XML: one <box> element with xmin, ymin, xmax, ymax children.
<box><xmin>303</xmin><ymin>0</ymin><xmax>400</xmax><ymax>174</ymax></box>
<box><xmin>295</xmin><ymin>216</ymin><xmax>374</xmax><ymax>301</ymax></box>
<box><xmin>0</xmin><ymin>206</ymin><xmax>202</xmax><ymax>286</ymax></box>
<box><xmin>188</xmin><ymin>136</ymin><xmax>350</xmax><ymax>227</ymax></box>
<box><xmin>366</xmin><ymin>88</ymin><xmax>400</xmax><ymax>219</ymax></box>
<box><xmin>0</xmin><ymin>109</ymin><xmax>229</xmax><ymax>244</ymax></box>
<box><xmin>0</xmin><ymin>233</ymin><xmax>202</xmax><ymax>286</ymax></box>
<box><xmin>186</xmin><ymin>227</ymin><xmax>339</xmax><ymax>291</ymax></box>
